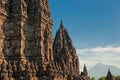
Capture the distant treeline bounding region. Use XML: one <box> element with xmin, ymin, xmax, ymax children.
<box><xmin>90</xmin><ymin>75</ymin><xmax>120</xmax><ymax>80</ymax></box>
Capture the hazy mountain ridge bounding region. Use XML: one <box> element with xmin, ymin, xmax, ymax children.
<box><xmin>89</xmin><ymin>63</ymin><xmax>120</xmax><ymax>79</ymax></box>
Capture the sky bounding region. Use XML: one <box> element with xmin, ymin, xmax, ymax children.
<box><xmin>49</xmin><ymin>0</ymin><xmax>120</xmax><ymax>70</ymax></box>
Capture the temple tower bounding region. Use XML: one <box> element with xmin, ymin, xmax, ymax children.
<box><xmin>0</xmin><ymin>0</ymin><xmax>53</xmax><ymax>63</ymax></box>
<box><xmin>53</xmin><ymin>21</ymin><xmax>80</xmax><ymax>76</ymax></box>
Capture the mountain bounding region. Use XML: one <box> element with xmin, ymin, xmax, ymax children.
<box><xmin>89</xmin><ymin>63</ymin><xmax>120</xmax><ymax>79</ymax></box>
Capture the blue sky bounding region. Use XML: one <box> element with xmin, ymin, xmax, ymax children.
<box><xmin>49</xmin><ymin>0</ymin><xmax>120</xmax><ymax>70</ymax></box>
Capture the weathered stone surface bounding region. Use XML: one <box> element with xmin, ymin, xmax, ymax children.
<box><xmin>0</xmin><ymin>0</ymin><xmax>90</xmax><ymax>80</ymax></box>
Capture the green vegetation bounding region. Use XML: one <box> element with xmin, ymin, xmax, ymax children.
<box><xmin>115</xmin><ymin>76</ymin><xmax>120</xmax><ymax>80</ymax></box>
<box><xmin>90</xmin><ymin>77</ymin><xmax>95</xmax><ymax>80</ymax></box>
<box><xmin>98</xmin><ymin>76</ymin><xmax>105</xmax><ymax>80</ymax></box>
<box><xmin>90</xmin><ymin>76</ymin><xmax>120</xmax><ymax>80</ymax></box>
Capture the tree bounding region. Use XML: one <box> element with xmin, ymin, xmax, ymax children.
<box><xmin>115</xmin><ymin>76</ymin><xmax>120</xmax><ymax>80</ymax></box>
<box><xmin>90</xmin><ymin>77</ymin><xmax>95</xmax><ymax>80</ymax></box>
<box><xmin>98</xmin><ymin>76</ymin><xmax>105</xmax><ymax>80</ymax></box>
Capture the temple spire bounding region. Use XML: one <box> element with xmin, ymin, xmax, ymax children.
<box><xmin>60</xmin><ymin>20</ymin><xmax>64</xmax><ymax>27</ymax></box>
<box><xmin>108</xmin><ymin>69</ymin><xmax>112</xmax><ymax>76</ymax></box>
<box><xmin>59</xmin><ymin>20</ymin><xmax>65</xmax><ymax>32</ymax></box>
<box><xmin>105</xmin><ymin>69</ymin><xmax>115</xmax><ymax>80</ymax></box>
<box><xmin>83</xmin><ymin>64</ymin><xmax>88</xmax><ymax>75</ymax></box>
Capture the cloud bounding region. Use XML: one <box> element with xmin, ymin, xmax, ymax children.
<box><xmin>91</xmin><ymin>46</ymin><xmax>120</xmax><ymax>53</ymax></box>
<box><xmin>77</xmin><ymin>46</ymin><xmax>120</xmax><ymax>70</ymax></box>
<box><xmin>77</xmin><ymin>46</ymin><xmax>120</xmax><ymax>54</ymax></box>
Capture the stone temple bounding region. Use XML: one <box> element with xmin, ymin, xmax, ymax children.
<box><xmin>0</xmin><ymin>0</ymin><xmax>90</xmax><ymax>80</ymax></box>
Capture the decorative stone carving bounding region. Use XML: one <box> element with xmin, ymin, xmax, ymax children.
<box><xmin>0</xmin><ymin>60</ymin><xmax>9</xmax><ymax>80</ymax></box>
<box><xmin>0</xmin><ymin>0</ymin><xmax>7</xmax><ymax>13</ymax></box>
<box><xmin>21</xmin><ymin>0</ymin><xmax>27</xmax><ymax>16</ymax></box>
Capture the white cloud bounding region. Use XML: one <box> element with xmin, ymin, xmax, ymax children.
<box><xmin>91</xmin><ymin>46</ymin><xmax>120</xmax><ymax>53</ymax></box>
<box><xmin>77</xmin><ymin>46</ymin><xmax>120</xmax><ymax>54</ymax></box>
<box><xmin>77</xmin><ymin>46</ymin><xmax>120</xmax><ymax>70</ymax></box>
